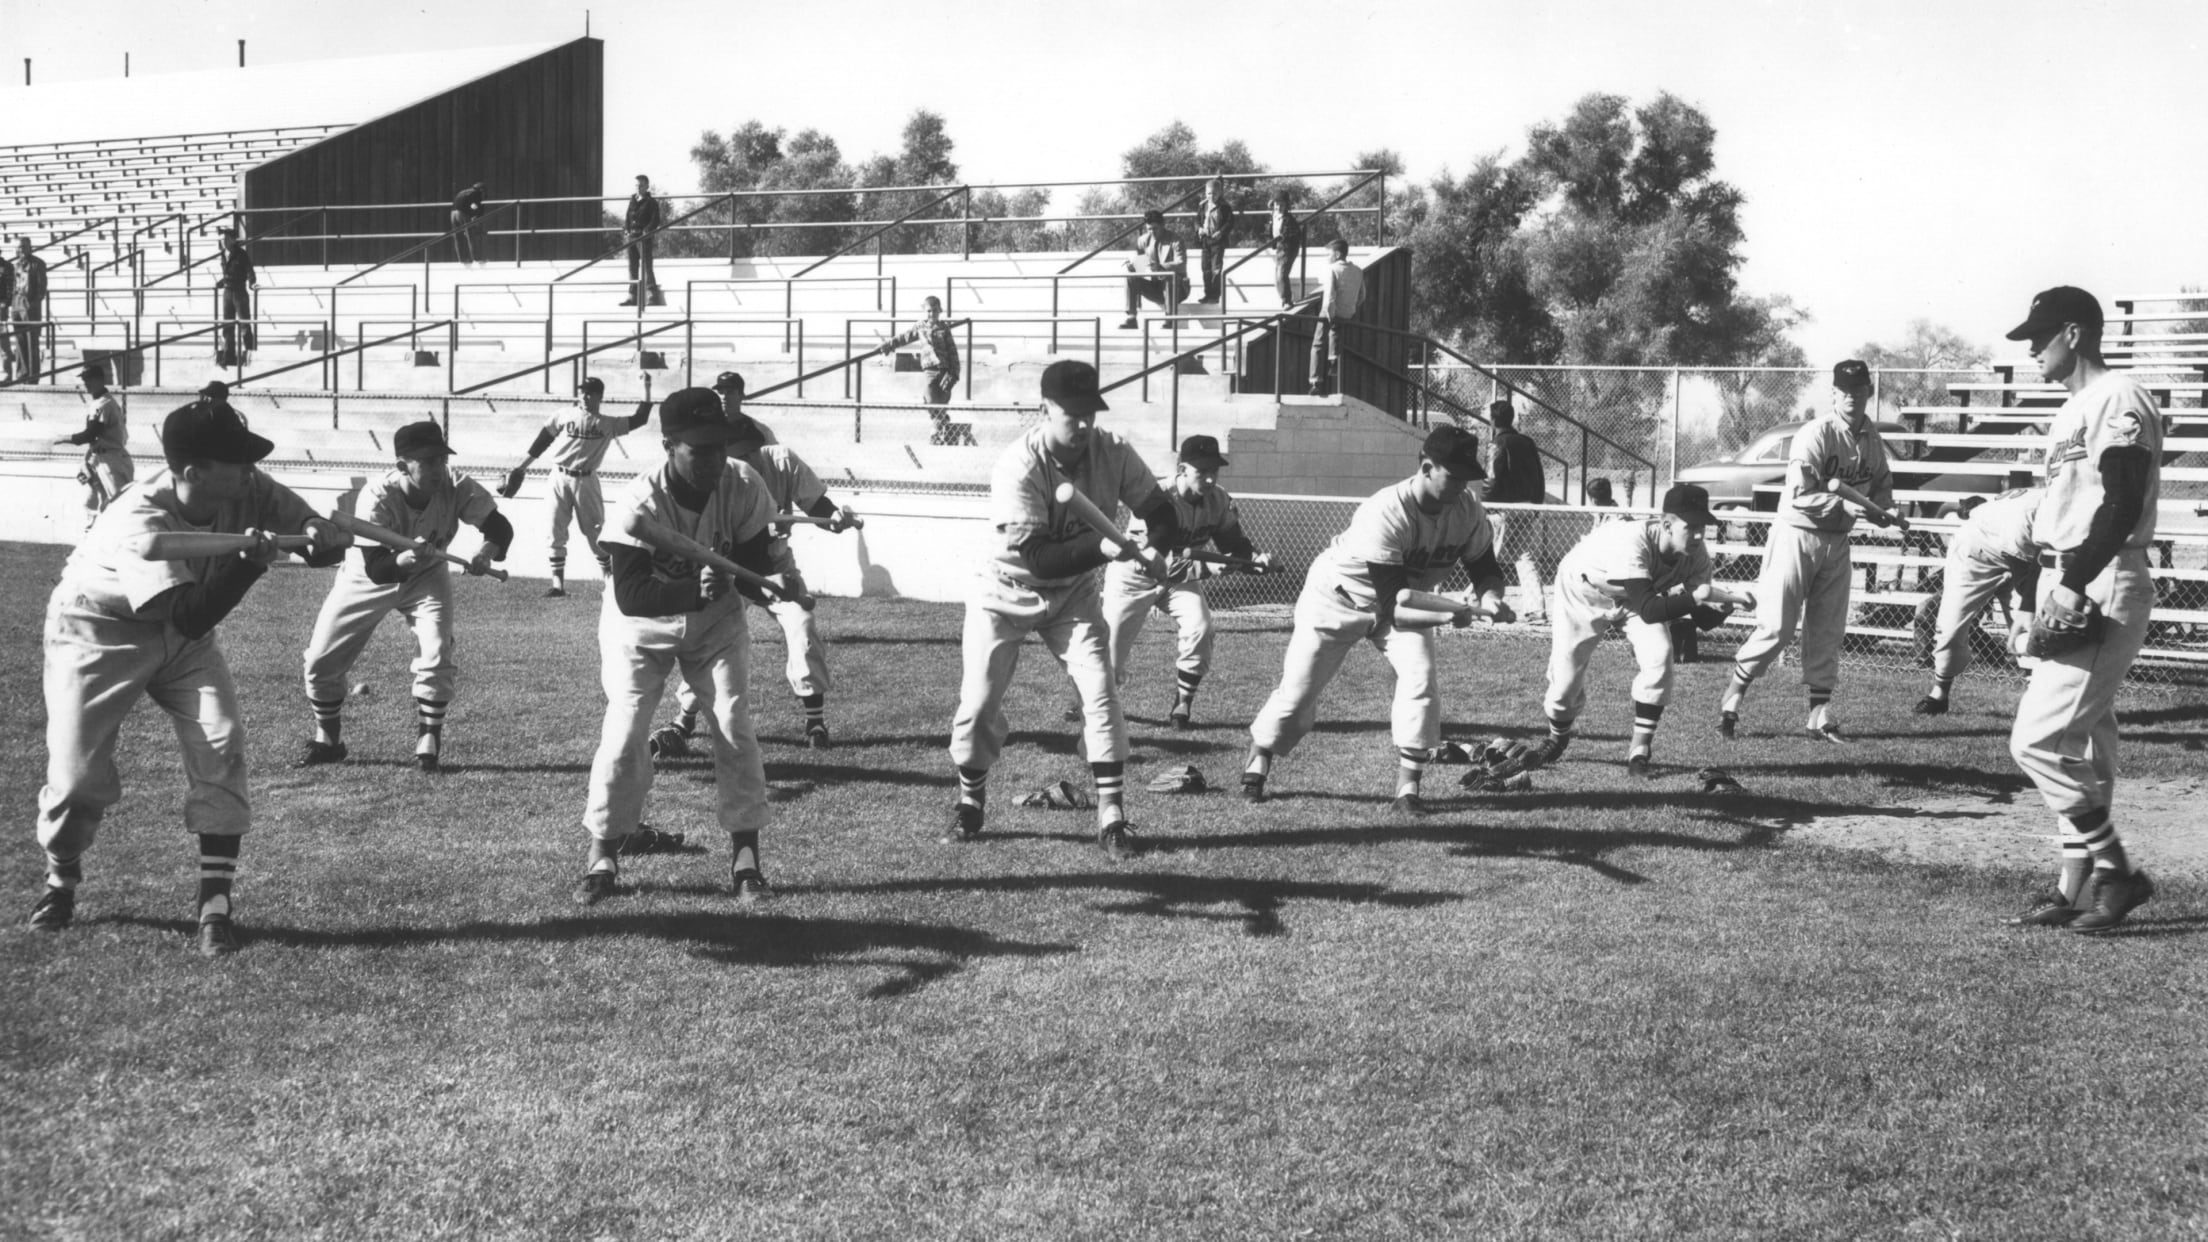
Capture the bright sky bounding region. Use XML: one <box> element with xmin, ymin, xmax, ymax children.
<box><xmin>6</xmin><ymin>0</ymin><xmax>2206</xmax><ymax>365</ymax></box>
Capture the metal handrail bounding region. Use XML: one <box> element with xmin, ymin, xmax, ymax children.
<box><xmin>451</xmin><ymin>319</ymin><xmax>691</xmax><ymax>396</ymax></box>
<box><xmin>1370</xmin><ymin>324</ymin><xmax>1657</xmax><ymax>474</ymax></box>
<box><xmin>555</xmin><ymin>192</ymin><xmax>736</xmax><ymax>283</ymax></box>
<box><xmin>1058</xmin><ymin>183</ymin><xmax>1204</xmax><ymax>276</ymax></box>
<box><xmin>232</xmin><ymin>319</ymin><xmax>453</xmax><ymax>388</ymax></box>
<box><xmin>1217</xmin><ymin>170</ymin><xmax>1384</xmax><ymax>282</ymax></box>
<box><xmin>142</xmin><ymin>204</ymin><xmax>322</xmax><ymax>288</ymax></box>
<box><xmin>25</xmin><ymin>215</ymin><xmax>118</xmax><ymax>260</ymax></box>
<box><xmin>338</xmin><ymin>200</ymin><xmax>519</xmax><ymax>287</ymax></box>
<box><xmin>790</xmin><ymin>185</ymin><xmax>965</xmax><ymax>280</ymax></box>
<box><xmin>1337</xmin><ymin>339</ymin><xmax>1578</xmax><ymax>491</ymax></box>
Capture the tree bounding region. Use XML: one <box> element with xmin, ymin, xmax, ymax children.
<box><xmin>1855</xmin><ymin>319</ymin><xmax>1992</xmax><ymax>414</ymax></box>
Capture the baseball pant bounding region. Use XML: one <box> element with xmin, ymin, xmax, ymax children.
<box><xmin>302</xmin><ymin>566</ymin><xmax>459</xmax><ymax>706</ymax></box>
<box><xmin>1249</xmin><ymin>586</ymin><xmax>1440</xmax><ymax>758</ymax></box>
<box><xmin>82</xmin><ymin>448</ymin><xmax>134</xmax><ymax>523</ymax></box>
<box><xmin>1200</xmin><ymin>242</ymin><xmax>1227</xmax><ymax>301</ymax></box>
<box><xmin>1103</xmin><ymin>579</ymin><xmax>1215</xmax><ymax>689</ymax></box>
<box><xmin>38</xmin><ymin>596</ymin><xmax>251</xmax><ymax>862</ymax></box>
<box><xmin>1732</xmin><ymin>525</ymin><xmax>1852</xmax><ymax>690</ymax></box>
<box><xmin>1543</xmin><ymin>579</ymin><xmax>1674</xmax><ymax>725</ymax></box>
<box><xmin>2010</xmin><ymin>549</ymin><xmax>2156</xmax><ymax>821</ymax></box>
<box><xmin>587</xmin><ymin>596</ymin><xmax>767</xmax><ymax>840</ymax></box>
<box><xmin>548</xmin><ymin>470</ymin><xmax>605</xmax><ymax>563</ymax></box>
<box><xmin>670</xmin><ymin>593</ymin><xmax>828</xmax><ymax>723</ymax></box>
<box><xmin>1929</xmin><ymin>532</ymin><xmax>2017</xmax><ymax>683</ymax></box>
<box><xmin>949</xmin><ymin>570</ymin><xmax>1125</xmax><ymax>771</ymax></box>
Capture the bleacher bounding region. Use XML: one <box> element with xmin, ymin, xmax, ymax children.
<box><xmin>0</xmin><ymin>127</ymin><xmax>348</xmax><ymax>254</ymax></box>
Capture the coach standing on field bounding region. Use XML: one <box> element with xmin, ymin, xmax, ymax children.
<box><xmin>1999</xmin><ymin>287</ymin><xmax>2162</xmax><ymax>934</ymax></box>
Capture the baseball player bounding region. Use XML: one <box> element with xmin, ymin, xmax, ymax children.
<box><xmin>27</xmin><ymin>398</ymin><xmax>350</xmax><ymax>955</ymax></box>
<box><xmin>945</xmin><ymin>359</ymin><xmax>1180</xmax><ymax>860</ymax></box>
<box><xmin>1242</xmin><ymin>425</ymin><xmax>1513</xmax><ymax>815</ymax></box>
<box><xmin>1913</xmin><ymin>488</ymin><xmax>2041</xmax><ymax>715</ymax></box>
<box><xmin>1525</xmin><ymin>484</ymin><xmax>1730</xmax><ymax>778</ymax></box>
<box><xmin>573</xmin><ymin>387</ymin><xmax>794</xmax><ymax>906</ymax></box>
<box><xmin>1999</xmin><ymin>287</ymin><xmax>2161</xmax><ymax>933</ymax></box>
<box><xmin>500</xmin><ymin>375</ymin><xmax>653</xmax><ymax>597</ymax></box>
<box><xmin>57</xmin><ymin>361</ymin><xmax>132</xmax><ymax>526</ymax></box>
<box><xmin>299</xmin><ymin>421</ymin><xmax>512</xmax><ymax>773</ymax></box>
<box><xmin>873</xmin><ymin>298</ymin><xmax>965</xmax><ymax>441</ymax></box>
<box><xmin>1094</xmin><ymin>433</ymin><xmax>1269</xmax><ymax>730</ymax></box>
<box><xmin>1719</xmin><ymin>359</ymin><xmax>1896</xmax><ymax>742</ymax></box>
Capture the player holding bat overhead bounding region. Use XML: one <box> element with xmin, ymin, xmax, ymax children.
<box><xmin>1719</xmin><ymin>359</ymin><xmax>1896</xmax><ymax>743</ymax></box>
<box><xmin>1242</xmin><ymin>425</ymin><xmax>1513</xmax><ymax>816</ymax></box>
<box><xmin>27</xmin><ymin>399</ymin><xmax>350</xmax><ymax>955</ymax></box>
<box><xmin>573</xmin><ymin>388</ymin><xmax>797</xmax><ymax>907</ymax></box>
<box><xmin>298</xmin><ymin>421</ymin><xmax>512</xmax><ymax>773</ymax></box>
<box><xmin>1523</xmin><ymin>484</ymin><xmax>1733</xmax><ymax>779</ymax></box>
<box><xmin>944</xmin><ymin>359</ymin><xmax>1180</xmax><ymax>861</ymax></box>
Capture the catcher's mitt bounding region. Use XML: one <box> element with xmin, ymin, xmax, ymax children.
<box><xmin>1477</xmin><ymin>737</ymin><xmax>1545</xmax><ymax>780</ymax></box>
<box><xmin>1145</xmin><ymin>764</ymin><xmax>1208</xmax><ymax>794</ymax></box>
<box><xmin>1696</xmin><ymin>767</ymin><xmax>1744</xmax><ymax>794</ymax></box>
<box><xmin>1432</xmin><ymin>740</ymin><xmax>1475</xmax><ymax>766</ymax></box>
<box><xmin>647</xmin><ymin>724</ymin><xmax>691</xmax><ymax>760</ymax></box>
<box><xmin>496</xmin><ymin>466</ymin><xmax>527</xmax><ymax>500</ymax></box>
<box><xmin>1014</xmin><ymin>779</ymin><xmax>1093</xmax><ymax>811</ymax></box>
<box><xmin>618</xmin><ymin>824</ymin><xmax>687</xmax><ymax>855</ymax></box>
<box><xmin>1460</xmin><ymin>771</ymin><xmax>1534</xmax><ymax>795</ymax></box>
<box><xmin>2026</xmin><ymin>598</ymin><xmax>2102</xmax><ymax>660</ymax></box>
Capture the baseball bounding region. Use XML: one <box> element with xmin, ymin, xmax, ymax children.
<box><xmin>351</xmin><ymin>683</ymin><xmax>372</xmax><ymax>698</ymax></box>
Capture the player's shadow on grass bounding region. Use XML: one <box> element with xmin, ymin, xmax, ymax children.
<box><xmin>831</xmin><ymin>634</ymin><xmax>964</xmax><ymax>647</ymax></box>
<box><xmin>2118</xmin><ymin>701</ymin><xmax>2208</xmax><ymax>727</ymax></box>
<box><xmin>811</xmin><ymin>871</ymin><xmax>1460</xmax><ymax>937</ymax></box>
<box><xmin>1712</xmin><ymin>759</ymin><xmax>2028</xmax><ymax>796</ymax></box>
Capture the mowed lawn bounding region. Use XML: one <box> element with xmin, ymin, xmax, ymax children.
<box><xmin>2</xmin><ymin>539</ymin><xmax>2204</xmax><ymax>1240</ymax></box>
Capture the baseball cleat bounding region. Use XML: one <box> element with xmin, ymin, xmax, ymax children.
<box><xmin>298</xmin><ymin>740</ymin><xmax>348</xmax><ymax>766</ymax></box>
<box><xmin>1804</xmin><ymin>722</ymin><xmax>1851</xmax><ymax>745</ymax></box>
<box><xmin>415</xmin><ymin>729</ymin><xmax>442</xmax><ymax>773</ymax></box>
<box><xmin>804</xmin><ymin>722</ymin><xmax>832</xmax><ymax>750</ymax></box>
<box><xmin>2007</xmin><ymin>890</ymin><xmax>2080</xmax><ymax>928</ymax></box>
<box><xmin>1530</xmin><ymin>734</ymin><xmax>1571</xmax><ymax>768</ymax></box>
<box><xmin>1169</xmin><ymin>694</ymin><xmax>1196</xmax><ymax>731</ymax></box>
<box><xmin>732</xmin><ymin>867</ymin><xmax>772</xmax><ymax>905</ymax></box>
<box><xmin>543</xmin><ymin>586</ymin><xmax>567</xmax><ymax>598</ymax></box>
<box><xmin>1717</xmin><ymin>712</ymin><xmax>1738</xmax><ymax>740</ymax></box>
<box><xmin>1239</xmin><ymin>772</ymin><xmax>1268</xmax><ymax>804</ymax></box>
<box><xmin>2068</xmin><ymin>868</ymin><xmax>2155</xmax><ymax>934</ymax></box>
<box><xmin>1626</xmin><ymin>754</ymin><xmax>1654</xmax><ymax>779</ymax></box>
<box><xmin>1913</xmin><ymin>696</ymin><xmax>1949</xmax><ymax>715</ymax></box>
<box><xmin>1098</xmin><ymin>820</ymin><xmax>1141</xmax><ymax>862</ymax></box>
<box><xmin>571</xmin><ymin>870</ymin><xmax>618</xmax><ymax>906</ymax></box>
<box><xmin>1389</xmin><ymin>793</ymin><xmax>1429</xmax><ymax>817</ymax></box>
<box><xmin>27</xmin><ymin>887</ymin><xmax>74</xmax><ymax>932</ymax></box>
<box><xmin>197</xmin><ymin>913</ymin><xmax>240</xmax><ymax>957</ymax></box>
<box><xmin>941</xmin><ymin>801</ymin><xmax>985</xmax><ymax>844</ymax></box>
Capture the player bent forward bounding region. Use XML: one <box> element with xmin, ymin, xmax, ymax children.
<box><xmin>574</xmin><ymin>388</ymin><xmax>796</xmax><ymax>906</ymax></box>
<box><xmin>1913</xmin><ymin>488</ymin><xmax>2040</xmax><ymax>715</ymax></box>
<box><xmin>28</xmin><ymin>400</ymin><xmax>349</xmax><ymax>955</ymax></box>
<box><xmin>300</xmin><ymin>421</ymin><xmax>512</xmax><ymax>772</ymax></box>
<box><xmin>1528</xmin><ymin>484</ymin><xmax>1733</xmax><ymax>779</ymax></box>
<box><xmin>945</xmin><ymin>360</ymin><xmax>1181</xmax><ymax>861</ymax></box>
<box><xmin>1243</xmin><ymin>425</ymin><xmax>1514</xmax><ymax>815</ymax></box>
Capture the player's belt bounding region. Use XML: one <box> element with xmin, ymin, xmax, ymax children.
<box><xmin>2037</xmin><ymin>551</ymin><xmax>2075</xmax><ymax>569</ymax></box>
<box><xmin>559</xmin><ymin>466</ymin><xmax>593</xmax><ymax>477</ymax></box>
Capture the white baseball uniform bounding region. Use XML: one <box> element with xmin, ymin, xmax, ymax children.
<box><xmin>1249</xmin><ymin>479</ymin><xmax>1496</xmax><ymax>758</ymax></box>
<box><xmin>40</xmin><ymin>470</ymin><xmax>322</xmax><ymax>861</ymax></box>
<box><xmin>74</xmin><ymin>393</ymin><xmax>133</xmax><ymax>522</ymax></box>
<box><xmin>536</xmin><ymin>400</ymin><xmax>646</xmax><ymax>568</ymax></box>
<box><xmin>302</xmin><ymin>470</ymin><xmax>500</xmax><ymax>707</ymax></box>
<box><xmin>587</xmin><ymin>460</ymin><xmax>788</xmax><ymax>843</ymax></box>
<box><xmin>1099</xmin><ymin>482</ymin><xmax>1254</xmax><ymax>697</ymax></box>
<box><xmin>949</xmin><ymin>425</ymin><xmax>1163</xmax><ymax>772</ymax></box>
<box><xmin>1544</xmin><ymin>517</ymin><xmax>1715</xmax><ymax>725</ymax></box>
<box><xmin>1926</xmin><ymin>488</ymin><xmax>2039</xmax><ymax>683</ymax></box>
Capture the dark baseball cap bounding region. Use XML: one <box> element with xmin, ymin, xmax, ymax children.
<box><xmin>394</xmin><ymin>420</ymin><xmax>452</xmax><ymax>461</ymax></box>
<box><xmin>2005</xmin><ymin>286</ymin><xmax>2103</xmax><ymax>341</ymax></box>
<box><xmin>1421</xmin><ymin>425</ymin><xmax>1487</xmax><ymax>481</ymax></box>
<box><xmin>77</xmin><ymin>361</ymin><xmax>108</xmax><ymax>380</ymax></box>
<box><xmin>1040</xmin><ymin>359</ymin><xmax>1109</xmax><ymax>414</ymax></box>
<box><xmin>1178</xmin><ymin>434</ymin><xmax>1228</xmax><ymax>470</ymax></box>
<box><xmin>1661</xmin><ymin>482</ymin><xmax>1717</xmax><ymax>528</ymax></box>
<box><xmin>712</xmin><ymin>371</ymin><xmax>746</xmax><ymax>396</ymax></box>
<box><xmin>578</xmin><ymin>376</ymin><xmax>605</xmax><ymax>396</ymax></box>
<box><xmin>1831</xmin><ymin>359</ymin><xmax>1872</xmax><ymax>391</ymax></box>
<box><xmin>659</xmin><ymin>387</ymin><xmax>732</xmax><ymax>446</ymax></box>
<box><xmin>198</xmin><ymin>380</ymin><xmax>230</xmax><ymax>401</ymax></box>
<box><xmin>162</xmin><ymin>400</ymin><xmax>272</xmax><ymax>464</ymax></box>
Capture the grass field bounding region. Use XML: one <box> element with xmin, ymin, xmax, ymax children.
<box><xmin>3</xmin><ymin>540</ymin><xmax>2205</xmax><ymax>1240</ymax></box>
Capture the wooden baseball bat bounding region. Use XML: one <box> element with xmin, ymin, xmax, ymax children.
<box><xmin>1396</xmin><ymin>588</ymin><xmax>1497</xmax><ymax>619</ymax></box>
<box><xmin>1052</xmin><ymin>481</ymin><xmax>1167</xmax><ymax>577</ymax></box>
<box><xmin>328</xmin><ymin>510</ymin><xmax>511</xmax><ymax>582</ymax></box>
<box><xmin>1391</xmin><ymin>606</ymin><xmax>1463</xmax><ymax>629</ymax></box>
<box><xmin>1825</xmin><ymin>478</ymin><xmax>1911</xmax><ymax>531</ymax></box>
<box><xmin>770</xmin><ymin>513</ymin><xmax>866</xmax><ymax>530</ymax></box>
<box><xmin>125</xmin><ymin>532</ymin><xmax>315</xmax><ymax>560</ymax></box>
<box><xmin>1185</xmin><ymin>549</ymin><xmax>1272</xmax><ymax>574</ymax></box>
<box><xmin>1699</xmin><ymin>582</ymin><xmax>1758</xmax><ymax>609</ymax></box>
<box><xmin>615</xmin><ymin>511</ymin><xmax>791</xmax><ymax>601</ymax></box>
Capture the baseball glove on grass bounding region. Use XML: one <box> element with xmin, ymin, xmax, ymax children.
<box><xmin>2026</xmin><ymin>598</ymin><xmax>2103</xmax><ymax>659</ymax></box>
<box><xmin>1144</xmin><ymin>764</ymin><xmax>1208</xmax><ymax>794</ymax></box>
<box><xmin>647</xmin><ymin>725</ymin><xmax>691</xmax><ymax>759</ymax></box>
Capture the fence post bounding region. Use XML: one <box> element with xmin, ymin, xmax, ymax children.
<box><xmin>1581</xmin><ymin>426</ymin><xmax>1589</xmax><ymax>504</ymax></box>
<box><xmin>447</xmin><ymin>320</ymin><xmax>457</xmax><ymax>392</ymax></box>
<box><xmin>1170</xmin><ymin>320</ymin><xmax>1181</xmax><ymax>449</ymax></box>
<box><xmin>962</xmin><ymin>185</ymin><xmax>973</xmax><ymax>261</ymax></box>
<box><xmin>796</xmin><ymin>322</ymin><xmax>805</xmax><ymax>399</ymax></box>
<box><xmin>1669</xmin><ymin>367</ymin><xmax>1682</xmax><ymax>492</ymax></box>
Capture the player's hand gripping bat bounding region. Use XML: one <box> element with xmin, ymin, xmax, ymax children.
<box><xmin>614</xmin><ymin>510</ymin><xmax>793</xmax><ymax>602</ymax></box>
<box><xmin>328</xmin><ymin>510</ymin><xmax>511</xmax><ymax>581</ymax></box>
<box><xmin>1392</xmin><ymin>588</ymin><xmax>1501</xmax><ymax>628</ymax></box>
<box><xmin>1826</xmin><ymin>478</ymin><xmax>1911</xmax><ymax>531</ymax></box>
<box><xmin>1052</xmin><ymin>481</ymin><xmax>1168</xmax><ymax>578</ymax></box>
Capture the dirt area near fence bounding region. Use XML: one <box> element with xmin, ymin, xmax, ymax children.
<box><xmin>1785</xmin><ymin>776</ymin><xmax>2208</xmax><ymax>878</ymax></box>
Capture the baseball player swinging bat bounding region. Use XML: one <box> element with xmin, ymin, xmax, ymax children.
<box><xmin>125</xmin><ymin>531</ymin><xmax>316</xmax><ymax>560</ymax></box>
<box><xmin>329</xmin><ymin>510</ymin><xmax>511</xmax><ymax>582</ymax></box>
<box><xmin>1052</xmin><ymin>481</ymin><xmax>1168</xmax><ymax>577</ymax></box>
<box><xmin>1826</xmin><ymin>478</ymin><xmax>1911</xmax><ymax>531</ymax></box>
<box><xmin>613</xmin><ymin>510</ymin><xmax>796</xmax><ymax>603</ymax></box>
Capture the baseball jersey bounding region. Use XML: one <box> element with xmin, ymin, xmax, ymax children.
<box><xmin>886</xmin><ymin>318</ymin><xmax>959</xmax><ymax>375</ymax></box>
<box><xmin>1560</xmin><ymin>517</ymin><xmax>1714</xmax><ymax>601</ymax></box>
<box><xmin>55</xmin><ymin>469</ymin><xmax>319</xmax><ymax>622</ymax></box>
<box><xmin>539</xmin><ymin>403</ymin><xmax>641</xmax><ymax>474</ymax></box>
<box><xmin>747</xmin><ymin>445</ymin><xmax>829</xmax><ymax>516</ymax></box>
<box><xmin>1106</xmin><ymin>482</ymin><xmax>1249</xmax><ymax>590</ymax></box>
<box><xmin>599</xmin><ymin>460</ymin><xmax>788</xmax><ymax>597</ymax></box>
<box><xmin>340</xmin><ymin>471</ymin><xmax>498</xmax><ymax>583</ymax></box>
<box><xmin>1305</xmin><ymin>479</ymin><xmax>1495</xmax><ymax>611</ymax></box>
<box><xmin>1960</xmin><ymin>488</ymin><xmax>2040</xmax><ymax>567</ymax></box>
<box><xmin>988</xmin><ymin>425</ymin><xmax>1162</xmax><ymax>590</ymax></box>
<box><xmin>2033</xmin><ymin>372</ymin><xmax>2162</xmax><ymax>553</ymax></box>
<box><xmin>1777</xmin><ymin>415</ymin><xmax>1894</xmax><ymax>534</ymax></box>
<box><xmin>83</xmin><ymin>394</ymin><xmax>127</xmax><ymax>454</ymax></box>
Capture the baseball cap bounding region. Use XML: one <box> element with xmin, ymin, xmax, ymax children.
<box><xmin>162</xmin><ymin>399</ymin><xmax>272</xmax><ymax>464</ymax></box>
<box><xmin>659</xmin><ymin>387</ymin><xmax>733</xmax><ymax>446</ymax></box>
<box><xmin>198</xmin><ymin>380</ymin><xmax>230</xmax><ymax>401</ymax></box>
<box><xmin>77</xmin><ymin>361</ymin><xmax>108</xmax><ymax>381</ymax></box>
<box><xmin>2004</xmin><ymin>286</ymin><xmax>2103</xmax><ymax>341</ymax></box>
<box><xmin>1831</xmin><ymin>359</ymin><xmax>1872</xmax><ymax>391</ymax></box>
<box><xmin>578</xmin><ymin>376</ymin><xmax>605</xmax><ymax>396</ymax></box>
<box><xmin>1660</xmin><ymin>482</ymin><xmax>1718</xmax><ymax>528</ymax></box>
<box><xmin>1178</xmin><ymin>434</ymin><xmax>1228</xmax><ymax>470</ymax></box>
<box><xmin>1421</xmin><ymin>425</ymin><xmax>1487</xmax><ymax>481</ymax></box>
<box><xmin>1040</xmin><ymin>359</ymin><xmax>1110</xmax><ymax>414</ymax></box>
<box><xmin>394</xmin><ymin>421</ymin><xmax>452</xmax><ymax>461</ymax></box>
<box><xmin>712</xmin><ymin>371</ymin><xmax>746</xmax><ymax>396</ymax></box>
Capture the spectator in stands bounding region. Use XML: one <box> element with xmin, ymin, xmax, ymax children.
<box><xmin>1267</xmin><ymin>192</ymin><xmax>1304</xmax><ymax>308</ymax></box>
<box><xmin>1483</xmin><ymin>399</ymin><xmax>1550</xmax><ymax>621</ymax></box>
<box><xmin>877</xmin><ymin>296</ymin><xmax>964</xmax><ymax>442</ymax></box>
<box><xmin>452</xmin><ymin>182</ymin><xmax>487</xmax><ymax>267</ymax></box>
<box><xmin>1119</xmin><ymin>209</ymin><xmax>1188</xmax><ymax>329</ymax></box>
<box><xmin>216</xmin><ymin>228</ymin><xmax>257</xmax><ymax>366</ymax></box>
<box><xmin>12</xmin><ymin>237</ymin><xmax>48</xmax><ymax>384</ymax></box>
<box><xmin>1194</xmin><ymin>175</ymin><xmax>1236</xmax><ymax>305</ymax></box>
<box><xmin>621</xmin><ymin>174</ymin><xmax>665</xmax><ymax>308</ymax></box>
<box><xmin>0</xmin><ymin>249</ymin><xmax>14</xmax><ymax>382</ymax></box>
<box><xmin>1587</xmin><ymin>477</ymin><xmax>1617</xmax><ymax>507</ymax></box>
<box><xmin>1308</xmin><ymin>239</ymin><xmax>1362</xmax><ymax>397</ymax></box>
